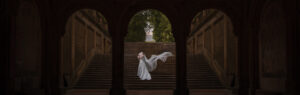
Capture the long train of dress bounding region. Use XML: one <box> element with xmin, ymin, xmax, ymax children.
<box><xmin>137</xmin><ymin>52</ymin><xmax>173</xmax><ymax>80</ymax></box>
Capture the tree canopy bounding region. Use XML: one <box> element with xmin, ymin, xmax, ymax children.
<box><xmin>125</xmin><ymin>9</ymin><xmax>174</xmax><ymax>42</ymax></box>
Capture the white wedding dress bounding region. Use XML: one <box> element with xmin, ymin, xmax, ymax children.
<box><xmin>137</xmin><ymin>52</ymin><xmax>173</xmax><ymax>80</ymax></box>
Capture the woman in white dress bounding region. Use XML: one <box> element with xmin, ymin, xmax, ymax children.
<box><xmin>137</xmin><ymin>51</ymin><xmax>173</xmax><ymax>80</ymax></box>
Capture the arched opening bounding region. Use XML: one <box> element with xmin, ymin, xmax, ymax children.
<box><xmin>14</xmin><ymin>1</ymin><xmax>42</xmax><ymax>94</ymax></box>
<box><xmin>258</xmin><ymin>1</ymin><xmax>287</xmax><ymax>94</ymax></box>
<box><xmin>124</xmin><ymin>9</ymin><xmax>176</xmax><ymax>93</ymax></box>
<box><xmin>62</xmin><ymin>9</ymin><xmax>112</xmax><ymax>94</ymax></box>
<box><xmin>187</xmin><ymin>9</ymin><xmax>238</xmax><ymax>94</ymax></box>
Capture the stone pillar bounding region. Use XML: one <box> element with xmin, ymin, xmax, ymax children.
<box><xmin>8</xmin><ymin>10</ymin><xmax>16</xmax><ymax>95</ymax></box>
<box><xmin>224</xmin><ymin>18</ymin><xmax>228</xmax><ymax>74</ymax></box>
<box><xmin>85</xmin><ymin>25</ymin><xmax>88</xmax><ymax>60</ymax></box>
<box><xmin>192</xmin><ymin>36</ymin><xmax>197</xmax><ymax>57</ymax></box>
<box><xmin>110</xmin><ymin>18</ymin><xmax>125</xmax><ymax>95</ymax></box>
<box><xmin>211</xmin><ymin>25</ymin><xmax>215</xmax><ymax>59</ymax></box>
<box><xmin>288</xmin><ymin>1</ymin><xmax>299</xmax><ymax>94</ymax></box>
<box><xmin>2</xmin><ymin>4</ymin><xmax>10</xmax><ymax>94</ymax></box>
<box><xmin>174</xmin><ymin>15</ymin><xmax>189</xmax><ymax>95</ymax></box>
<box><xmin>60</xmin><ymin>37</ymin><xmax>64</xmax><ymax>89</ymax></box>
<box><xmin>71</xmin><ymin>18</ymin><xmax>75</xmax><ymax>76</ymax></box>
<box><xmin>43</xmin><ymin>13</ymin><xmax>61</xmax><ymax>95</ymax></box>
<box><xmin>237</xmin><ymin>17</ymin><xmax>250</xmax><ymax>95</ymax></box>
<box><xmin>94</xmin><ymin>31</ymin><xmax>96</xmax><ymax>48</ymax></box>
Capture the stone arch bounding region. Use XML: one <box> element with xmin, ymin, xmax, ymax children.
<box><xmin>187</xmin><ymin>7</ymin><xmax>237</xmax><ymax>36</ymax></box>
<box><xmin>125</xmin><ymin>9</ymin><xmax>174</xmax><ymax>42</ymax></box>
<box><xmin>15</xmin><ymin>0</ymin><xmax>42</xmax><ymax>94</ymax></box>
<box><xmin>187</xmin><ymin>9</ymin><xmax>238</xmax><ymax>90</ymax></box>
<box><xmin>61</xmin><ymin>9</ymin><xmax>112</xmax><ymax>90</ymax></box>
<box><xmin>123</xmin><ymin>9</ymin><xmax>177</xmax><ymax>89</ymax></box>
<box><xmin>59</xmin><ymin>1</ymin><xmax>113</xmax><ymax>38</ymax></box>
<box><xmin>258</xmin><ymin>0</ymin><xmax>287</xmax><ymax>93</ymax></box>
<box><xmin>120</xmin><ymin>6</ymin><xmax>178</xmax><ymax>39</ymax></box>
<box><xmin>183</xmin><ymin>1</ymin><xmax>240</xmax><ymax>37</ymax></box>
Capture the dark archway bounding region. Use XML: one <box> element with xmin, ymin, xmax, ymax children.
<box><xmin>13</xmin><ymin>1</ymin><xmax>42</xmax><ymax>95</ymax></box>
<box><xmin>187</xmin><ymin>9</ymin><xmax>237</xmax><ymax>94</ymax></box>
<box><xmin>257</xmin><ymin>1</ymin><xmax>288</xmax><ymax>94</ymax></box>
<box><xmin>4</xmin><ymin>0</ymin><xmax>296</xmax><ymax>95</ymax></box>
<box><xmin>62</xmin><ymin>9</ymin><xmax>112</xmax><ymax>94</ymax></box>
<box><xmin>124</xmin><ymin>9</ymin><xmax>176</xmax><ymax>94</ymax></box>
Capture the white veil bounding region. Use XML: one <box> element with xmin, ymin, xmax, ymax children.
<box><xmin>137</xmin><ymin>52</ymin><xmax>173</xmax><ymax>80</ymax></box>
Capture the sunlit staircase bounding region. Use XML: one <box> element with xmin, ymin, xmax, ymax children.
<box><xmin>124</xmin><ymin>43</ymin><xmax>176</xmax><ymax>89</ymax></box>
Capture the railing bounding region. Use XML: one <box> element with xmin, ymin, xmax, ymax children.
<box><xmin>69</xmin><ymin>48</ymin><xmax>103</xmax><ymax>88</ymax></box>
<box><xmin>200</xmin><ymin>48</ymin><xmax>230</xmax><ymax>88</ymax></box>
<box><xmin>63</xmin><ymin>9</ymin><xmax>112</xmax><ymax>89</ymax></box>
<box><xmin>187</xmin><ymin>10</ymin><xmax>234</xmax><ymax>88</ymax></box>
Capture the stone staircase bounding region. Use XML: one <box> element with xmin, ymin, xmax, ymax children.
<box><xmin>65</xmin><ymin>89</ymin><xmax>110</xmax><ymax>95</ymax></box>
<box><xmin>68</xmin><ymin>42</ymin><xmax>223</xmax><ymax>92</ymax></box>
<box><xmin>124</xmin><ymin>42</ymin><xmax>224</xmax><ymax>89</ymax></box>
<box><xmin>124</xmin><ymin>42</ymin><xmax>176</xmax><ymax>89</ymax></box>
<box><xmin>73</xmin><ymin>54</ymin><xmax>112</xmax><ymax>89</ymax></box>
<box><xmin>124</xmin><ymin>62</ymin><xmax>176</xmax><ymax>89</ymax></box>
<box><xmin>187</xmin><ymin>54</ymin><xmax>224</xmax><ymax>89</ymax></box>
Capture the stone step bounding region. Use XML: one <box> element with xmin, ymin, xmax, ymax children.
<box><xmin>125</xmin><ymin>80</ymin><xmax>175</xmax><ymax>82</ymax></box>
<box><xmin>126</xmin><ymin>75</ymin><xmax>175</xmax><ymax>77</ymax></box>
<box><xmin>73</xmin><ymin>86</ymin><xmax>111</xmax><ymax>88</ymax></box>
<box><xmin>80</xmin><ymin>74</ymin><xmax>112</xmax><ymax>76</ymax></box>
<box><xmin>83</xmin><ymin>70</ymin><xmax>111</xmax><ymax>72</ymax></box>
<box><xmin>64</xmin><ymin>89</ymin><xmax>110</xmax><ymax>95</ymax></box>
<box><xmin>76</xmin><ymin>82</ymin><xmax>112</xmax><ymax>85</ymax></box>
<box><xmin>125</xmin><ymin>85</ymin><xmax>175</xmax><ymax>88</ymax></box>
<box><xmin>75</xmin><ymin>83</ymin><xmax>112</xmax><ymax>86</ymax></box>
<box><xmin>79</xmin><ymin>77</ymin><xmax>111</xmax><ymax>80</ymax></box>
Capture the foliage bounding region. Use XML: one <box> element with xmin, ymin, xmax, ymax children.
<box><xmin>125</xmin><ymin>9</ymin><xmax>174</xmax><ymax>42</ymax></box>
<box><xmin>125</xmin><ymin>11</ymin><xmax>147</xmax><ymax>42</ymax></box>
<box><xmin>148</xmin><ymin>10</ymin><xmax>174</xmax><ymax>42</ymax></box>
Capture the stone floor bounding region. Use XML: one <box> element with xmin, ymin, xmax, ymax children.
<box><xmin>189</xmin><ymin>89</ymin><xmax>232</xmax><ymax>95</ymax></box>
<box><xmin>127</xmin><ymin>90</ymin><xmax>174</xmax><ymax>95</ymax></box>
<box><xmin>65</xmin><ymin>89</ymin><xmax>231</xmax><ymax>95</ymax></box>
<box><xmin>65</xmin><ymin>89</ymin><xmax>110</xmax><ymax>95</ymax></box>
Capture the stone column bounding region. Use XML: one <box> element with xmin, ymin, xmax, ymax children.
<box><xmin>237</xmin><ymin>16</ymin><xmax>250</xmax><ymax>95</ymax></box>
<box><xmin>210</xmin><ymin>25</ymin><xmax>215</xmax><ymax>62</ymax></box>
<box><xmin>2</xmin><ymin>6</ymin><xmax>9</xmax><ymax>95</ymax></box>
<box><xmin>71</xmin><ymin>18</ymin><xmax>75</xmax><ymax>77</ymax></box>
<box><xmin>174</xmin><ymin>13</ymin><xmax>189</xmax><ymax>95</ymax></box>
<box><xmin>224</xmin><ymin>18</ymin><xmax>228</xmax><ymax>74</ymax></box>
<box><xmin>110</xmin><ymin>17</ymin><xmax>125</xmax><ymax>95</ymax></box>
<box><xmin>94</xmin><ymin>30</ymin><xmax>96</xmax><ymax>48</ymax></box>
<box><xmin>44</xmin><ymin>13</ymin><xmax>61</xmax><ymax>95</ymax></box>
<box><xmin>8</xmin><ymin>10</ymin><xmax>17</xmax><ymax>95</ymax></box>
<box><xmin>85</xmin><ymin>25</ymin><xmax>88</xmax><ymax>60</ymax></box>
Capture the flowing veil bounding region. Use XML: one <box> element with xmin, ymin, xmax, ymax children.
<box><xmin>137</xmin><ymin>52</ymin><xmax>173</xmax><ymax>80</ymax></box>
<box><xmin>143</xmin><ymin>52</ymin><xmax>173</xmax><ymax>72</ymax></box>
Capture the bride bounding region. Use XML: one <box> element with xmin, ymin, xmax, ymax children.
<box><xmin>137</xmin><ymin>51</ymin><xmax>173</xmax><ymax>80</ymax></box>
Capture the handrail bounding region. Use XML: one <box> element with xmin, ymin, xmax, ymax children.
<box><xmin>200</xmin><ymin>48</ymin><xmax>230</xmax><ymax>88</ymax></box>
<box><xmin>69</xmin><ymin>48</ymin><xmax>103</xmax><ymax>88</ymax></box>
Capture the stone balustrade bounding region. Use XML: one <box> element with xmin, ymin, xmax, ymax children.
<box><xmin>61</xmin><ymin>9</ymin><xmax>112</xmax><ymax>88</ymax></box>
<box><xmin>187</xmin><ymin>10</ymin><xmax>238</xmax><ymax>88</ymax></box>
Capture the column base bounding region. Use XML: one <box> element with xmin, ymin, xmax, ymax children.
<box><xmin>237</xmin><ymin>88</ymin><xmax>250</xmax><ymax>95</ymax></box>
<box><xmin>110</xmin><ymin>88</ymin><xmax>126</xmax><ymax>95</ymax></box>
<box><xmin>173</xmin><ymin>88</ymin><xmax>189</xmax><ymax>95</ymax></box>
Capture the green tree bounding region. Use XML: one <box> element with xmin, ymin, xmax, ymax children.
<box><xmin>125</xmin><ymin>11</ymin><xmax>147</xmax><ymax>42</ymax></box>
<box><xmin>149</xmin><ymin>10</ymin><xmax>174</xmax><ymax>42</ymax></box>
<box><xmin>125</xmin><ymin>9</ymin><xmax>174</xmax><ymax>42</ymax></box>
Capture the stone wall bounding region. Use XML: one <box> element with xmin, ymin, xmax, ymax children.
<box><xmin>14</xmin><ymin>0</ymin><xmax>42</xmax><ymax>94</ymax></box>
<box><xmin>187</xmin><ymin>10</ymin><xmax>238</xmax><ymax>88</ymax></box>
<box><xmin>258</xmin><ymin>0</ymin><xmax>287</xmax><ymax>93</ymax></box>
